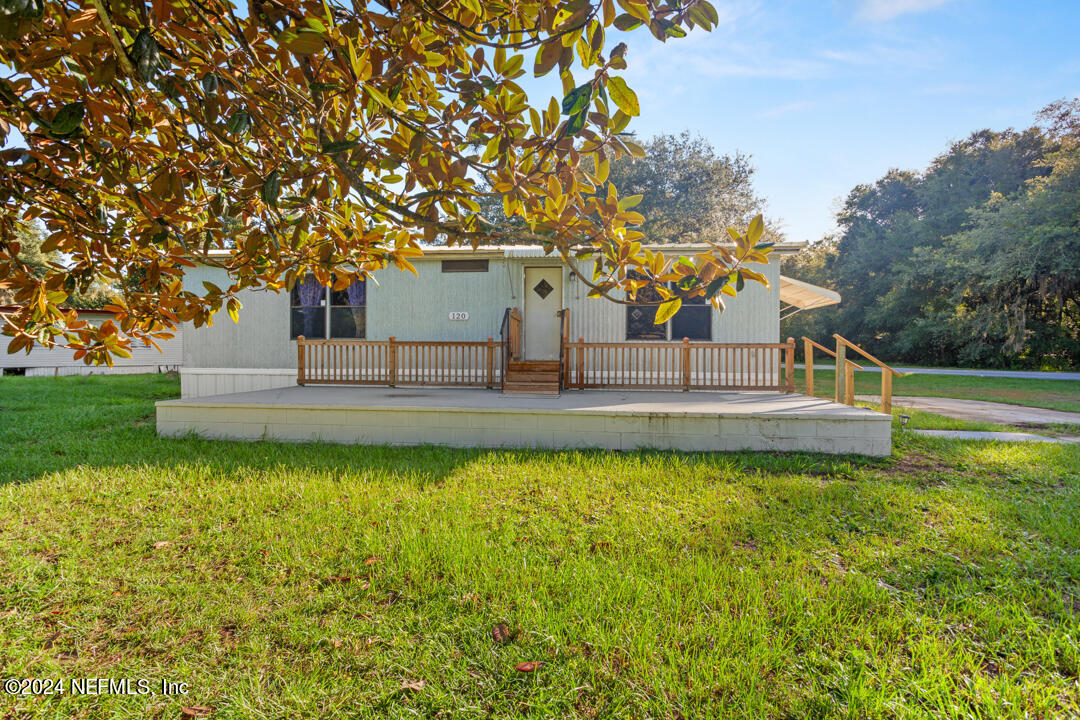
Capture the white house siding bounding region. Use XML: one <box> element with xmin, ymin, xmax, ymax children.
<box><xmin>179</xmin><ymin>252</ymin><xmax>785</xmax><ymax>397</ymax></box>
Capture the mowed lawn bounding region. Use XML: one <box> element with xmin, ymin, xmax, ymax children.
<box><xmin>794</xmin><ymin>368</ymin><xmax>1080</xmax><ymax>414</ymax></box>
<box><xmin>1</xmin><ymin>376</ymin><xmax>1079</xmax><ymax>719</ymax></box>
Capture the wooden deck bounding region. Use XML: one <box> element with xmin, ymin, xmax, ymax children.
<box><xmin>156</xmin><ymin>386</ymin><xmax>892</xmax><ymax>456</ymax></box>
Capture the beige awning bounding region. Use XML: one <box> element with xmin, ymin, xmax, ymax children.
<box><xmin>779</xmin><ymin>275</ymin><xmax>840</xmax><ymax>315</ymax></box>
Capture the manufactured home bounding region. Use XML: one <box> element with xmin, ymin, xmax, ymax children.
<box><xmin>158</xmin><ymin>243</ymin><xmax>893</xmax><ymax>455</ymax></box>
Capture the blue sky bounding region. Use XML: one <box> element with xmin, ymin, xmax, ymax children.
<box><xmin>574</xmin><ymin>0</ymin><xmax>1080</xmax><ymax>243</ymax></box>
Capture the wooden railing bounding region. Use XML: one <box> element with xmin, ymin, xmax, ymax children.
<box><xmin>297</xmin><ymin>336</ymin><xmax>500</xmax><ymax>388</ymax></box>
<box><xmin>802</xmin><ymin>336</ymin><xmax>863</xmax><ymax>400</ymax></box>
<box><xmin>833</xmin><ymin>334</ymin><xmax>902</xmax><ymax>414</ymax></box>
<box><xmin>563</xmin><ymin>338</ymin><xmax>796</xmax><ymax>392</ymax></box>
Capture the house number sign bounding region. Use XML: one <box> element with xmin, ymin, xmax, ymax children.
<box><xmin>448</xmin><ymin>311</ymin><xmax>470</xmax><ymax>321</ymax></box>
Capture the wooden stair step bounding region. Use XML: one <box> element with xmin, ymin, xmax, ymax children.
<box><xmin>503</xmin><ymin>381</ymin><xmax>559</xmax><ymax>395</ymax></box>
<box><xmin>508</xmin><ymin>360</ymin><xmax>560</xmax><ymax>372</ymax></box>
<box><xmin>505</xmin><ymin>371</ymin><xmax>560</xmax><ymax>383</ymax></box>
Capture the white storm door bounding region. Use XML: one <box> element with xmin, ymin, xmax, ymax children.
<box><xmin>523</xmin><ymin>266</ymin><xmax>562</xmax><ymax>360</ymax></box>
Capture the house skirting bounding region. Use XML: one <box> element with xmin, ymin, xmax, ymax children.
<box><xmin>180</xmin><ymin>367</ymin><xmax>297</xmax><ymax>398</ymax></box>
<box><xmin>156</xmin><ymin>386</ymin><xmax>893</xmax><ymax>456</ymax></box>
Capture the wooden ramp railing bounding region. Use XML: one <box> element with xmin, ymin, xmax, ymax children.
<box><xmin>563</xmin><ymin>338</ymin><xmax>796</xmax><ymax>392</ymax></box>
<box><xmin>297</xmin><ymin>336</ymin><xmax>500</xmax><ymax>388</ymax></box>
<box><xmin>803</xmin><ymin>335</ymin><xmax>901</xmax><ymax>414</ymax></box>
<box><xmin>802</xmin><ymin>336</ymin><xmax>863</xmax><ymax>401</ymax></box>
<box><xmin>833</xmin><ymin>334</ymin><xmax>901</xmax><ymax>414</ymax></box>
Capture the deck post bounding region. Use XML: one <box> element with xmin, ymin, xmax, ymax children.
<box><xmin>835</xmin><ymin>340</ymin><xmax>846</xmax><ymax>403</ymax></box>
<box><xmin>296</xmin><ymin>336</ymin><xmax>306</xmax><ymax>385</ymax></box>
<box><xmin>388</xmin><ymin>336</ymin><xmax>397</xmax><ymax>387</ymax></box>
<box><xmin>803</xmin><ymin>337</ymin><xmax>814</xmax><ymax>396</ymax></box>
<box><xmin>785</xmin><ymin>337</ymin><xmax>795</xmax><ymax>393</ymax></box>
<box><xmin>576</xmin><ymin>337</ymin><xmax>584</xmax><ymax>389</ymax></box>
<box><xmin>844</xmin><ymin>361</ymin><xmax>855</xmax><ymax>405</ymax></box>
<box><xmin>881</xmin><ymin>368</ymin><xmax>893</xmax><ymax>416</ymax></box>
<box><xmin>681</xmin><ymin>337</ymin><xmax>691</xmax><ymax>392</ymax></box>
<box><xmin>486</xmin><ymin>338</ymin><xmax>495</xmax><ymax>389</ymax></box>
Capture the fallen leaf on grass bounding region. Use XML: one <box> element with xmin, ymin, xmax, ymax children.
<box><xmin>515</xmin><ymin>661</ymin><xmax>543</xmax><ymax>673</ymax></box>
<box><xmin>181</xmin><ymin>706</ymin><xmax>212</xmax><ymax>717</ymax></box>
<box><xmin>364</xmin><ymin>556</ymin><xmax>378</xmax><ymax>565</ymax></box>
<box><xmin>152</xmin><ymin>540</ymin><xmax>171</xmax><ymax>549</ymax></box>
<box><xmin>491</xmin><ymin>623</ymin><xmax>516</xmax><ymax>644</ymax></box>
<box><xmin>400</xmin><ymin>679</ymin><xmax>425</xmax><ymax>692</ymax></box>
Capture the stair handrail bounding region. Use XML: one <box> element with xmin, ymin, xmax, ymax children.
<box><xmin>499</xmin><ymin>307</ymin><xmax>521</xmax><ymax>390</ymax></box>
<box><xmin>832</xmin><ymin>334</ymin><xmax>902</xmax><ymax>414</ymax></box>
<box><xmin>801</xmin><ymin>336</ymin><xmax>861</xmax><ymax>398</ymax></box>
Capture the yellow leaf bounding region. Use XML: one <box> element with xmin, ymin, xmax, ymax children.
<box><xmin>654</xmin><ymin>298</ymin><xmax>681</xmax><ymax>324</ymax></box>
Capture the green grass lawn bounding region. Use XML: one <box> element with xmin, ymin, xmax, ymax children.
<box><xmin>1</xmin><ymin>375</ymin><xmax>1079</xmax><ymax>719</ymax></box>
<box><xmin>795</xmin><ymin>368</ymin><xmax>1080</xmax><ymax>414</ymax></box>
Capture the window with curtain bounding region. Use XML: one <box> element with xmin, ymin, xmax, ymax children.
<box><xmin>290</xmin><ymin>274</ymin><xmax>325</xmax><ymax>339</ymax></box>
<box><xmin>330</xmin><ymin>279</ymin><xmax>365</xmax><ymax>338</ymax></box>
<box><xmin>289</xmin><ymin>275</ymin><xmax>366</xmax><ymax>339</ymax></box>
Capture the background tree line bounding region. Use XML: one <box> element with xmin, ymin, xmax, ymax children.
<box><xmin>784</xmin><ymin>99</ymin><xmax>1080</xmax><ymax>369</ymax></box>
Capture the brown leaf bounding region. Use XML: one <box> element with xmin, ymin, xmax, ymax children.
<box><xmin>364</xmin><ymin>556</ymin><xmax>378</xmax><ymax>565</ymax></box>
<box><xmin>181</xmin><ymin>707</ymin><xmax>213</xmax><ymax>717</ymax></box>
<box><xmin>400</xmin><ymin>679</ymin><xmax>425</xmax><ymax>692</ymax></box>
<box><xmin>152</xmin><ymin>540</ymin><xmax>171</xmax><ymax>549</ymax></box>
<box><xmin>491</xmin><ymin>622</ymin><xmax>515</xmax><ymax>644</ymax></box>
<box><xmin>514</xmin><ymin>661</ymin><xmax>543</xmax><ymax>673</ymax></box>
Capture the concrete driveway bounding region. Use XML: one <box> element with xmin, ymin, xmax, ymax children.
<box><xmin>857</xmin><ymin>395</ymin><xmax>1080</xmax><ymax>426</ymax></box>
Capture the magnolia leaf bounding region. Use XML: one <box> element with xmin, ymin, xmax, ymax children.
<box><xmin>654</xmin><ymin>298</ymin><xmax>681</xmax><ymax>324</ymax></box>
<box><xmin>514</xmin><ymin>661</ymin><xmax>543</xmax><ymax>673</ymax></box>
<box><xmin>563</xmin><ymin>109</ymin><xmax>588</xmax><ymax>136</ymax></box>
<box><xmin>606</xmin><ymin>76</ymin><xmax>639</xmax><ymax>116</ymax></box>
<box><xmin>200</xmin><ymin>73</ymin><xmax>218</xmax><ymax>95</ymax></box>
<box><xmin>534</xmin><ymin>40</ymin><xmax>561</xmax><ymax>76</ymax></box>
<box><xmin>561</xmin><ymin>83</ymin><xmax>592</xmax><ymax>115</ymax></box>
<box><xmin>261</xmin><ymin>171</ymin><xmax>281</xmax><ymax>207</ymax></box>
<box><xmin>50</xmin><ymin>102</ymin><xmax>85</xmax><ymax>136</ymax></box>
<box><xmin>321</xmin><ymin>139</ymin><xmax>360</xmax><ymax>154</ymax></box>
<box><xmin>747</xmin><ymin>215</ymin><xmax>764</xmax><ymax>244</ymax></box>
<box><xmin>226</xmin><ymin>110</ymin><xmax>251</xmax><ymax>135</ymax></box>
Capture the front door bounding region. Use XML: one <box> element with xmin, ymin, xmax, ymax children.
<box><xmin>523</xmin><ymin>266</ymin><xmax>562</xmax><ymax>360</ymax></box>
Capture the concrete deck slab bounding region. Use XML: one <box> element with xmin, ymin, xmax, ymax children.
<box><xmin>157</xmin><ymin>386</ymin><xmax>892</xmax><ymax>456</ymax></box>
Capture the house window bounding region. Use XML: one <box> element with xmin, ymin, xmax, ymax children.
<box><xmin>626</xmin><ymin>282</ymin><xmax>712</xmax><ymax>341</ymax></box>
<box><xmin>290</xmin><ymin>274</ymin><xmax>365</xmax><ymax>339</ymax></box>
<box><xmin>290</xmin><ymin>274</ymin><xmax>325</xmax><ymax>339</ymax></box>
<box><xmin>441</xmin><ymin>259</ymin><xmax>489</xmax><ymax>273</ymax></box>
<box><xmin>330</xmin><ymin>281</ymin><xmax>365</xmax><ymax>338</ymax></box>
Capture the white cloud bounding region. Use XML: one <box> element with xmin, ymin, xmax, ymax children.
<box><xmin>855</xmin><ymin>0</ymin><xmax>956</xmax><ymax>22</ymax></box>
